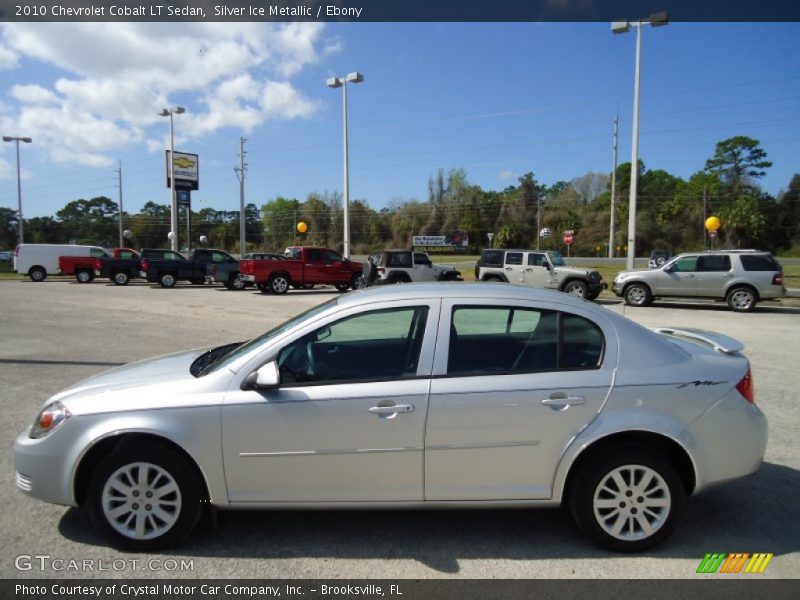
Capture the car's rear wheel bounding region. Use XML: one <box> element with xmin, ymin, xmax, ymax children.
<box><xmin>113</xmin><ymin>271</ymin><xmax>129</xmax><ymax>286</ymax></box>
<box><xmin>29</xmin><ymin>267</ymin><xmax>46</xmax><ymax>282</ymax></box>
<box><xmin>88</xmin><ymin>443</ymin><xmax>204</xmax><ymax>551</ymax></box>
<box><xmin>269</xmin><ymin>274</ymin><xmax>290</xmax><ymax>295</ymax></box>
<box><xmin>624</xmin><ymin>283</ymin><xmax>652</xmax><ymax>307</ymax></box>
<box><xmin>351</xmin><ymin>273</ymin><xmax>365</xmax><ymax>290</ymax></box>
<box><xmin>563</xmin><ymin>280</ymin><xmax>588</xmax><ymax>298</ymax></box>
<box><xmin>159</xmin><ymin>273</ymin><xmax>176</xmax><ymax>288</ymax></box>
<box><xmin>569</xmin><ymin>449</ymin><xmax>684</xmax><ymax>552</ymax></box>
<box><xmin>230</xmin><ymin>275</ymin><xmax>246</xmax><ymax>290</ymax></box>
<box><xmin>727</xmin><ymin>286</ymin><xmax>757</xmax><ymax>312</ymax></box>
<box><xmin>76</xmin><ymin>269</ymin><xmax>93</xmax><ymax>283</ymax></box>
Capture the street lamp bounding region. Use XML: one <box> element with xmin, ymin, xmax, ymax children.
<box><xmin>612</xmin><ymin>11</ymin><xmax>668</xmax><ymax>270</ymax></box>
<box><xmin>326</xmin><ymin>72</ymin><xmax>364</xmax><ymax>259</ymax></box>
<box><xmin>159</xmin><ymin>106</ymin><xmax>185</xmax><ymax>251</ymax></box>
<box><xmin>2</xmin><ymin>135</ymin><xmax>32</xmax><ymax>244</ymax></box>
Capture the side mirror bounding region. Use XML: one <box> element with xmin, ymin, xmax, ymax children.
<box><xmin>242</xmin><ymin>361</ymin><xmax>280</xmax><ymax>391</ymax></box>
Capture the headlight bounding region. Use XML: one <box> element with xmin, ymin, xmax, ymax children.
<box><xmin>30</xmin><ymin>401</ymin><xmax>71</xmax><ymax>439</ymax></box>
<box><xmin>614</xmin><ymin>273</ymin><xmax>627</xmax><ymax>283</ymax></box>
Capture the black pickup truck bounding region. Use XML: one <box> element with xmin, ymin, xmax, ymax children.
<box><xmin>97</xmin><ymin>248</ymin><xmax>185</xmax><ymax>285</ymax></box>
<box><xmin>140</xmin><ymin>248</ymin><xmax>239</xmax><ymax>288</ymax></box>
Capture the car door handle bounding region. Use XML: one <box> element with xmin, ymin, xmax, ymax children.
<box><xmin>505</xmin><ymin>267</ymin><xmax>513</xmax><ymax>271</ymax></box>
<box><xmin>369</xmin><ymin>404</ymin><xmax>415</xmax><ymax>415</ymax></box>
<box><xmin>541</xmin><ymin>393</ymin><xmax>586</xmax><ymax>408</ymax></box>
<box><xmin>684</xmin><ymin>274</ymin><xmax>695</xmax><ymax>278</ymax></box>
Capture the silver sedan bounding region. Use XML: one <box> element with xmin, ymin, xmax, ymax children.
<box><xmin>14</xmin><ymin>283</ymin><xmax>767</xmax><ymax>552</ymax></box>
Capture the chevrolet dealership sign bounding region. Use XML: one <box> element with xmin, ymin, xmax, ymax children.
<box><xmin>166</xmin><ymin>151</ymin><xmax>199</xmax><ymax>190</ymax></box>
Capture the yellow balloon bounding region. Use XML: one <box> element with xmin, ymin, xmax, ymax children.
<box><xmin>705</xmin><ymin>216</ymin><xmax>721</xmax><ymax>232</ymax></box>
<box><xmin>296</xmin><ymin>221</ymin><xmax>308</xmax><ymax>234</ymax></box>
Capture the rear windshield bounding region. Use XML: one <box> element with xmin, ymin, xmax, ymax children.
<box><xmin>740</xmin><ymin>254</ymin><xmax>779</xmax><ymax>271</ymax></box>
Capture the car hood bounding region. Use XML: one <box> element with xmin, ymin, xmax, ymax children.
<box><xmin>49</xmin><ymin>348</ymin><xmax>206</xmax><ymax>409</ymax></box>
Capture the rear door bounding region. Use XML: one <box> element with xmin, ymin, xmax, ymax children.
<box><xmin>425</xmin><ymin>299</ymin><xmax>615</xmax><ymax>500</ymax></box>
<box><xmin>695</xmin><ymin>254</ymin><xmax>732</xmax><ymax>297</ymax></box>
<box><xmin>503</xmin><ymin>251</ymin><xmax>525</xmax><ymax>284</ymax></box>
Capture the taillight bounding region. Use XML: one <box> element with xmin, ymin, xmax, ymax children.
<box><xmin>94</xmin><ymin>258</ymin><xmax>102</xmax><ymax>270</ymax></box>
<box><xmin>141</xmin><ymin>259</ymin><xmax>150</xmax><ymax>271</ymax></box>
<box><xmin>736</xmin><ymin>369</ymin><xmax>755</xmax><ymax>404</ymax></box>
<box><xmin>378</xmin><ymin>267</ymin><xmax>385</xmax><ymax>273</ymax></box>
<box><xmin>14</xmin><ymin>245</ymin><xmax>19</xmax><ymax>256</ymax></box>
<box><xmin>772</xmin><ymin>273</ymin><xmax>783</xmax><ymax>285</ymax></box>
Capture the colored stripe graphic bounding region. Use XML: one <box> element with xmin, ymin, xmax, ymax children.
<box><xmin>696</xmin><ymin>553</ymin><xmax>773</xmax><ymax>574</ymax></box>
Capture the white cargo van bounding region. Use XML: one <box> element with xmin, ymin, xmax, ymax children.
<box><xmin>13</xmin><ymin>244</ymin><xmax>109</xmax><ymax>281</ymax></box>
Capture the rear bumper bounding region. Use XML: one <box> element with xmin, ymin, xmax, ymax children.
<box><xmin>242</xmin><ymin>274</ymin><xmax>255</xmax><ymax>283</ymax></box>
<box><xmin>680</xmin><ymin>389</ymin><xmax>768</xmax><ymax>494</ymax></box>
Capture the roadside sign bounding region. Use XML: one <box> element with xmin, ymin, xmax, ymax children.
<box><xmin>564</xmin><ymin>233</ymin><xmax>574</xmax><ymax>245</ymax></box>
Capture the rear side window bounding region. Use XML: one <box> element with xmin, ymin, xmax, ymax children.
<box><xmin>90</xmin><ymin>248</ymin><xmax>109</xmax><ymax>257</ymax></box>
<box><xmin>305</xmin><ymin>249</ymin><xmax>322</xmax><ymax>262</ymax></box>
<box><xmin>697</xmin><ymin>255</ymin><xmax>731</xmax><ymax>272</ymax></box>
<box><xmin>388</xmin><ymin>253</ymin><xmax>412</xmax><ymax>267</ymax></box>
<box><xmin>481</xmin><ymin>250</ymin><xmax>504</xmax><ymax>267</ymax></box>
<box><xmin>505</xmin><ymin>252</ymin><xmax>523</xmax><ymax>266</ymax></box>
<box><xmin>448</xmin><ymin>307</ymin><xmax>604</xmax><ymax>376</ymax></box>
<box><xmin>740</xmin><ymin>254</ymin><xmax>779</xmax><ymax>271</ymax></box>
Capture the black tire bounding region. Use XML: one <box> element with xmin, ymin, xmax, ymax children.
<box><xmin>269</xmin><ymin>274</ymin><xmax>290</xmax><ymax>295</ymax></box>
<box><xmin>87</xmin><ymin>441</ymin><xmax>204</xmax><ymax>551</ymax></box>
<box><xmin>159</xmin><ymin>272</ymin><xmax>177</xmax><ymax>288</ymax></box>
<box><xmin>563</xmin><ymin>280</ymin><xmax>589</xmax><ymax>298</ymax></box>
<box><xmin>623</xmin><ymin>283</ymin><xmax>652</xmax><ymax>307</ymax></box>
<box><xmin>351</xmin><ymin>273</ymin><xmax>365</xmax><ymax>290</ymax></box>
<box><xmin>29</xmin><ymin>267</ymin><xmax>46</xmax><ymax>282</ymax></box>
<box><xmin>230</xmin><ymin>275</ymin><xmax>246</xmax><ymax>291</ymax></box>
<box><xmin>726</xmin><ymin>286</ymin><xmax>758</xmax><ymax>312</ymax></box>
<box><xmin>335</xmin><ymin>284</ymin><xmax>349</xmax><ymax>292</ymax></box>
<box><xmin>569</xmin><ymin>448</ymin><xmax>684</xmax><ymax>552</ymax></box>
<box><xmin>76</xmin><ymin>269</ymin><xmax>93</xmax><ymax>283</ymax></box>
<box><xmin>113</xmin><ymin>271</ymin><xmax>129</xmax><ymax>286</ymax></box>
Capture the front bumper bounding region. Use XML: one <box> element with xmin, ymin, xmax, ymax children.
<box><xmin>588</xmin><ymin>280</ymin><xmax>607</xmax><ymax>296</ymax></box>
<box><xmin>14</xmin><ymin>425</ymin><xmax>80</xmax><ymax>507</ymax></box>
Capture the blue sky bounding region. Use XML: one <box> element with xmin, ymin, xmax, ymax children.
<box><xmin>1</xmin><ymin>22</ymin><xmax>798</xmax><ymax>219</ymax></box>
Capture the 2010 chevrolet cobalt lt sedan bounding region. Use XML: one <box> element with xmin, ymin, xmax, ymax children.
<box><xmin>15</xmin><ymin>283</ymin><xmax>767</xmax><ymax>552</ymax></box>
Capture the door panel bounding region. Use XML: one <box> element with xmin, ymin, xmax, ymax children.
<box><xmin>657</xmin><ymin>256</ymin><xmax>699</xmax><ymax>296</ymax></box>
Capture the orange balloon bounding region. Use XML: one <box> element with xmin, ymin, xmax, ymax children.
<box><xmin>296</xmin><ymin>221</ymin><xmax>308</xmax><ymax>234</ymax></box>
<box><xmin>705</xmin><ymin>216</ymin><xmax>721</xmax><ymax>232</ymax></box>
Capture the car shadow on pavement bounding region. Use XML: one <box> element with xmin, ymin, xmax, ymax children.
<box><xmin>57</xmin><ymin>461</ymin><xmax>799</xmax><ymax>574</ymax></box>
<box><xmin>626</xmin><ymin>301</ymin><xmax>800</xmax><ymax>314</ymax></box>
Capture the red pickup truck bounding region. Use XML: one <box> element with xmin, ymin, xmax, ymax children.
<box><xmin>58</xmin><ymin>248</ymin><xmax>135</xmax><ymax>283</ymax></box>
<box><xmin>240</xmin><ymin>247</ymin><xmax>364</xmax><ymax>294</ymax></box>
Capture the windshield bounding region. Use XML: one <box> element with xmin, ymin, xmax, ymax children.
<box><xmin>193</xmin><ymin>297</ymin><xmax>339</xmax><ymax>376</ymax></box>
<box><xmin>547</xmin><ymin>251</ymin><xmax>566</xmax><ymax>266</ymax></box>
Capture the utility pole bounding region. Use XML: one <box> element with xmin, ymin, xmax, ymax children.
<box><xmin>117</xmin><ymin>161</ymin><xmax>124</xmax><ymax>248</ymax></box>
<box><xmin>609</xmin><ymin>114</ymin><xmax>619</xmax><ymax>258</ymax></box>
<box><xmin>703</xmin><ymin>185</ymin><xmax>707</xmax><ymax>249</ymax></box>
<box><xmin>234</xmin><ymin>137</ymin><xmax>248</xmax><ymax>257</ymax></box>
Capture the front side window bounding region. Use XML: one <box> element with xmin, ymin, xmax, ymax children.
<box><xmin>671</xmin><ymin>256</ymin><xmax>698</xmax><ymax>272</ymax></box>
<box><xmin>505</xmin><ymin>252</ymin><xmax>523</xmax><ymax>266</ymax></box>
<box><xmin>277</xmin><ymin>306</ymin><xmax>429</xmax><ymax>385</ymax></box>
<box><xmin>324</xmin><ymin>250</ymin><xmax>343</xmax><ymax>262</ymax></box>
<box><xmin>448</xmin><ymin>306</ymin><xmax>603</xmax><ymax>376</ymax></box>
<box><xmin>211</xmin><ymin>252</ymin><xmax>230</xmax><ymax>262</ymax></box>
<box><xmin>90</xmin><ymin>248</ymin><xmax>110</xmax><ymax>257</ymax></box>
<box><xmin>528</xmin><ymin>253</ymin><xmax>548</xmax><ymax>267</ymax></box>
<box><xmin>547</xmin><ymin>251</ymin><xmax>566</xmax><ymax>267</ymax></box>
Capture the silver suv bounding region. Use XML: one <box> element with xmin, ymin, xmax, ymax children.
<box><xmin>613</xmin><ymin>250</ymin><xmax>785</xmax><ymax>311</ymax></box>
<box><xmin>475</xmin><ymin>248</ymin><xmax>606</xmax><ymax>300</ymax></box>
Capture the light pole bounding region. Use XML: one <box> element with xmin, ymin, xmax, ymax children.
<box><xmin>612</xmin><ymin>11</ymin><xmax>668</xmax><ymax>270</ymax></box>
<box><xmin>159</xmin><ymin>106</ymin><xmax>185</xmax><ymax>251</ymax></box>
<box><xmin>326</xmin><ymin>72</ymin><xmax>364</xmax><ymax>259</ymax></box>
<box><xmin>3</xmin><ymin>135</ymin><xmax>32</xmax><ymax>244</ymax></box>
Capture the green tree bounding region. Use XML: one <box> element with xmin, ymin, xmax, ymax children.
<box><xmin>0</xmin><ymin>207</ymin><xmax>19</xmax><ymax>248</ymax></box>
<box><xmin>56</xmin><ymin>197</ymin><xmax>119</xmax><ymax>245</ymax></box>
<box><xmin>705</xmin><ymin>136</ymin><xmax>772</xmax><ymax>193</ymax></box>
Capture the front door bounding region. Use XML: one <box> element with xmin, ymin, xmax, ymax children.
<box><xmin>523</xmin><ymin>252</ymin><xmax>553</xmax><ymax>288</ymax></box>
<box><xmin>222</xmin><ymin>303</ymin><xmax>437</xmax><ymax>503</ymax></box>
<box><xmin>657</xmin><ymin>255</ymin><xmax>699</xmax><ymax>296</ymax></box>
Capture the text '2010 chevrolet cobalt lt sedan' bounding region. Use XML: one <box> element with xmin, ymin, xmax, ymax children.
<box><xmin>15</xmin><ymin>283</ymin><xmax>766</xmax><ymax>552</ymax></box>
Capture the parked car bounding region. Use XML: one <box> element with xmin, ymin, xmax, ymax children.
<box><xmin>364</xmin><ymin>250</ymin><xmax>462</xmax><ymax>286</ymax></box>
<box><xmin>648</xmin><ymin>250</ymin><xmax>672</xmax><ymax>269</ymax></box>
<box><xmin>475</xmin><ymin>248</ymin><xmax>606</xmax><ymax>300</ymax></box>
<box><xmin>0</xmin><ymin>250</ymin><xmax>13</xmax><ymax>262</ymax></box>
<box><xmin>58</xmin><ymin>248</ymin><xmax>136</xmax><ymax>283</ymax></box>
<box><xmin>240</xmin><ymin>246</ymin><xmax>364</xmax><ymax>294</ymax></box>
<box><xmin>15</xmin><ymin>283</ymin><xmax>766</xmax><ymax>552</ymax></box>
<box><xmin>94</xmin><ymin>248</ymin><xmax>184</xmax><ymax>286</ymax></box>
<box><xmin>14</xmin><ymin>244</ymin><xmax>109</xmax><ymax>282</ymax></box>
<box><xmin>613</xmin><ymin>250</ymin><xmax>785</xmax><ymax>311</ymax></box>
<box><xmin>140</xmin><ymin>248</ymin><xmax>237</xmax><ymax>288</ymax></box>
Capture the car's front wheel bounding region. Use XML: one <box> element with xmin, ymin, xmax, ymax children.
<box><xmin>727</xmin><ymin>286</ymin><xmax>757</xmax><ymax>312</ymax></box>
<box><xmin>159</xmin><ymin>273</ymin><xmax>177</xmax><ymax>288</ymax></box>
<box><xmin>113</xmin><ymin>271</ymin><xmax>129</xmax><ymax>286</ymax></box>
<box><xmin>88</xmin><ymin>442</ymin><xmax>204</xmax><ymax>551</ymax></box>
<box><xmin>624</xmin><ymin>283</ymin><xmax>652</xmax><ymax>307</ymax></box>
<box><xmin>569</xmin><ymin>449</ymin><xmax>684</xmax><ymax>552</ymax></box>
<box><xmin>563</xmin><ymin>280</ymin><xmax>588</xmax><ymax>298</ymax></box>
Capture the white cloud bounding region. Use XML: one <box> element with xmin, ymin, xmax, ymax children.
<box><xmin>0</xmin><ymin>22</ymin><xmax>331</xmax><ymax>167</ymax></box>
<box><xmin>499</xmin><ymin>170</ymin><xmax>515</xmax><ymax>181</ymax></box>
